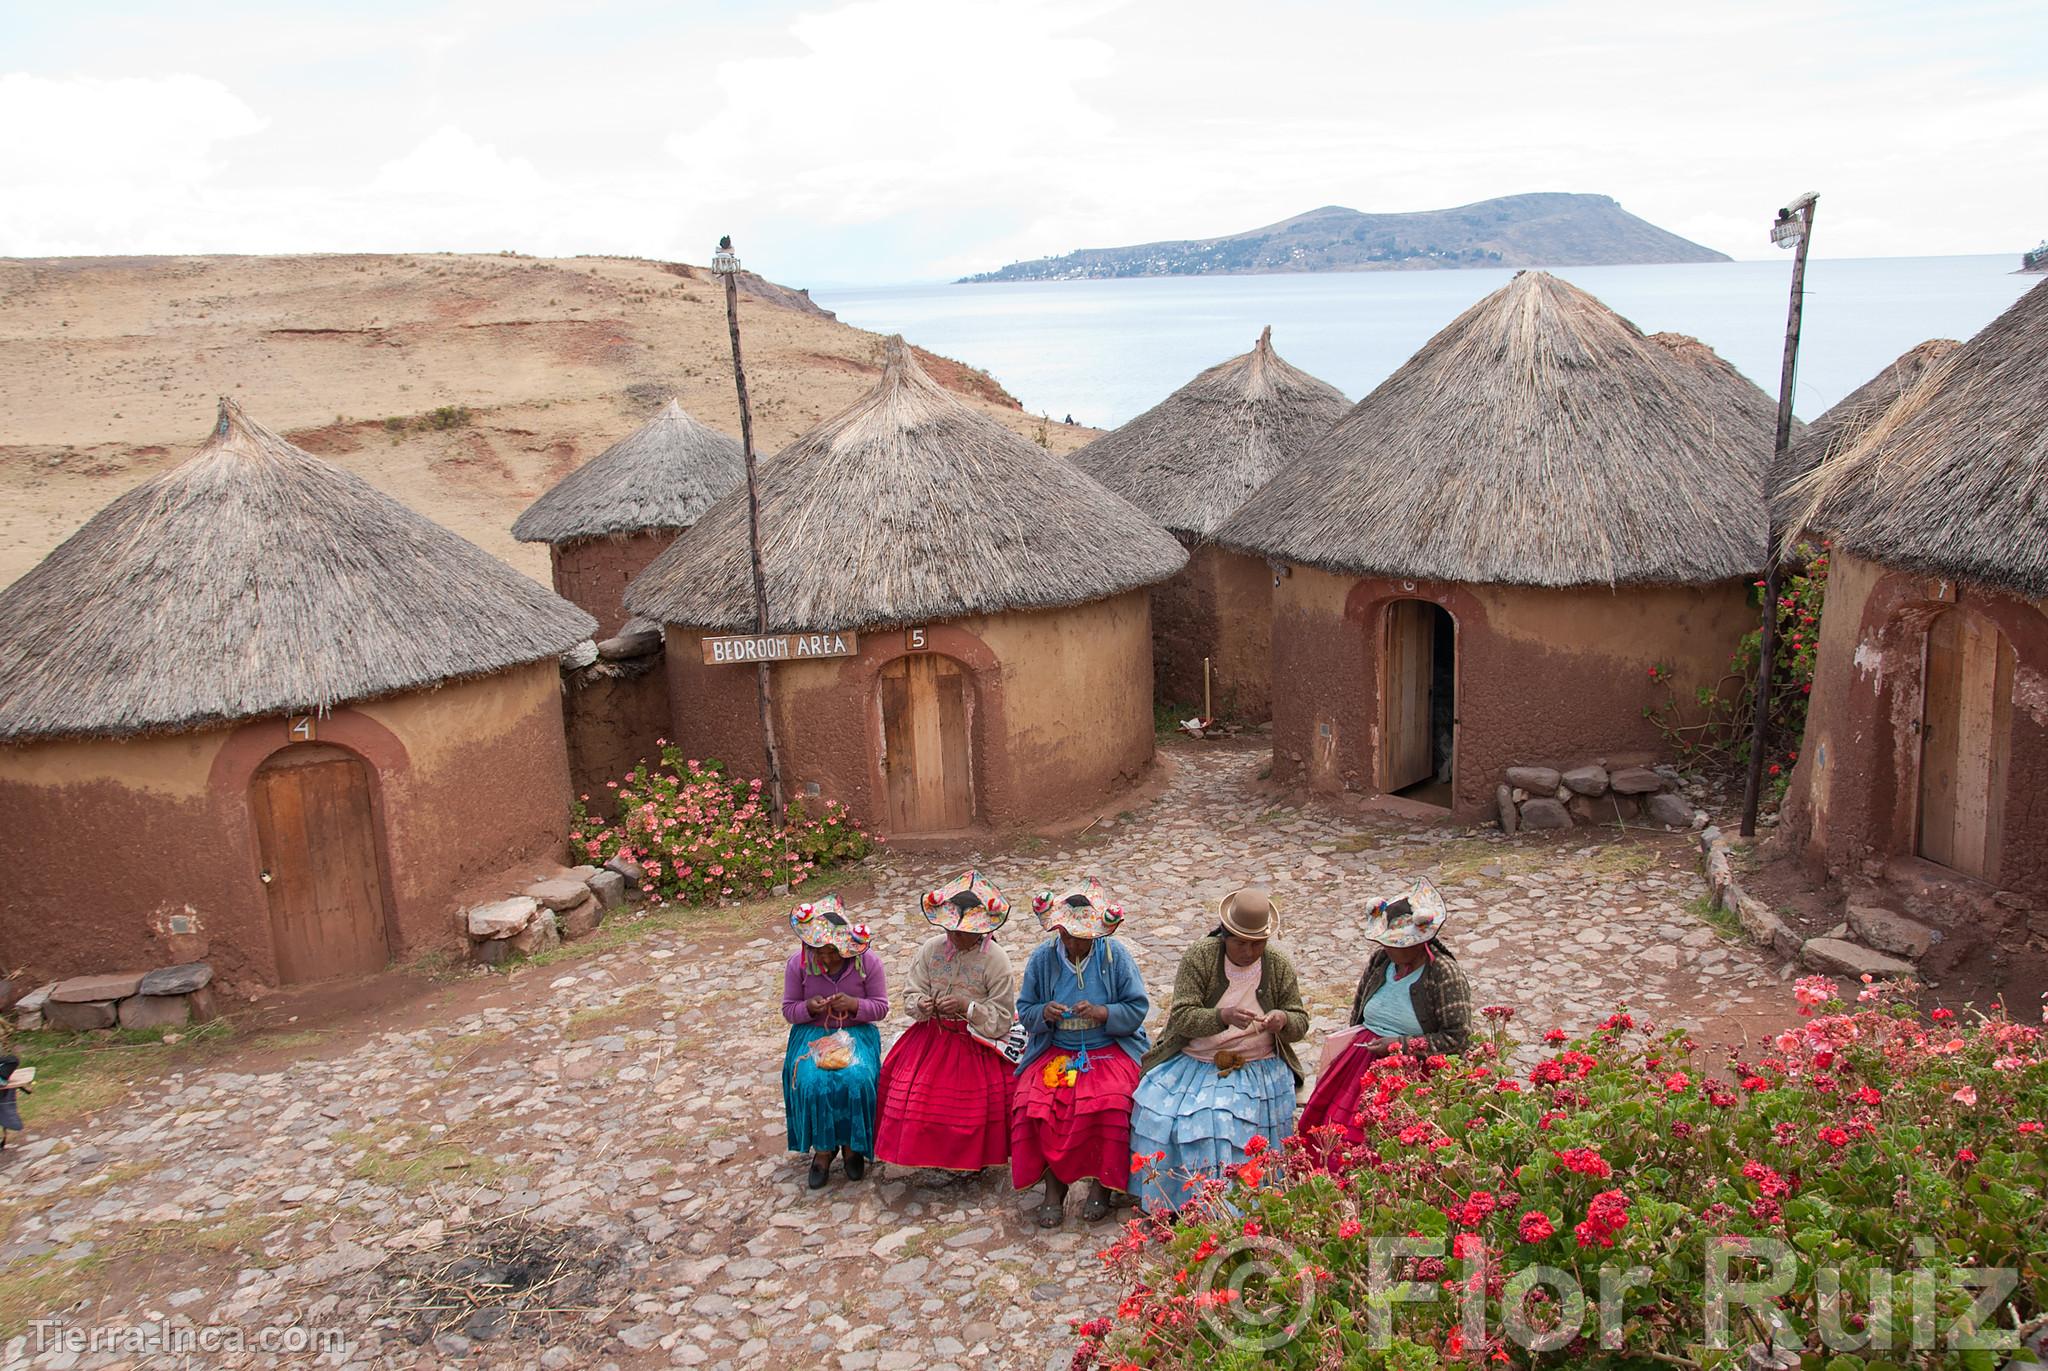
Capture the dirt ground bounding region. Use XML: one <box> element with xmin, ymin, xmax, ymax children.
<box><xmin>0</xmin><ymin>253</ymin><xmax>1096</xmax><ymax>590</ymax></box>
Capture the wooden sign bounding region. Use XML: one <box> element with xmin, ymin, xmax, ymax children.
<box><xmin>906</xmin><ymin>627</ymin><xmax>930</xmax><ymax>651</ymax></box>
<box><xmin>701</xmin><ymin>631</ymin><xmax>859</xmax><ymax>665</ymax></box>
<box><xmin>288</xmin><ymin>715</ymin><xmax>317</xmax><ymax>742</ymax></box>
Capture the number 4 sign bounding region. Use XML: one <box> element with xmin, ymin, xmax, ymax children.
<box><xmin>288</xmin><ymin>716</ymin><xmax>317</xmax><ymax>742</ymax></box>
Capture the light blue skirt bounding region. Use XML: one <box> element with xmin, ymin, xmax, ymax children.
<box><xmin>1129</xmin><ymin>1052</ymin><xmax>1296</xmax><ymax>1212</ymax></box>
<box><xmin>783</xmin><ymin>1023</ymin><xmax>881</xmax><ymax>1156</ymax></box>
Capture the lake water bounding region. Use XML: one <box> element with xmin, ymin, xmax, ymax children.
<box><xmin>816</xmin><ymin>256</ymin><xmax>2039</xmax><ymax>429</ymax></box>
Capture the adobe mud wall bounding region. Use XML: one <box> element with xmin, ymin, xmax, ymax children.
<box><xmin>0</xmin><ymin>663</ymin><xmax>574</xmax><ymax>992</ymax></box>
<box><xmin>563</xmin><ymin>664</ymin><xmax>671</xmax><ymax>813</ymax></box>
<box><xmin>1151</xmin><ymin>544</ymin><xmax>1274</xmax><ymax>722</ymax></box>
<box><xmin>1267</xmin><ymin>565</ymin><xmax>1755</xmax><ymax>820</ymax></box>
<box><xmin>553</xmin><ymin>531</ymin><xmax>679</xmax><ymax>639</ymax></box>
<box><xmin>1778</xmin><ymin>551</ymin><xmax>2048</xmax><ymax>915</ymax></box>
<box><xmin>659</xmin><ymin>590</ymin><xmax>1156</xmax><ymax>834</ymax></box>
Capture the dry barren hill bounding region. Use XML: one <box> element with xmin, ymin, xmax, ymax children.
<box><xmin>0</xmin><ymin>253</ymin><xmax>1092</xmax><ymax>590</ymax></box>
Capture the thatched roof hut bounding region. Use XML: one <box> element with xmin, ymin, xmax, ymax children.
<box><xmin>1779</xmin><ymin>283</ymin><xmax>2046</xmax><ymax>598</ymax></box>
<box><xmin>1216</xmin><ymin>271</ymin><xmax>1778</xmax><ymax>586</ymax></box>
<box><xmin>1071</xmin><ymin>327</ymin><xmax>1349</xmax><ymax>538</ymax></box>
<box><xmin>511</xmin><ymin>398</ymin><xmax>744</xmax><ymax>545</ymax></box>
<box><xmin>1771</xmin><ymin>339</ymin><xmax>1959</xmax><ymax>501</ymax></box>
<box><xmin>0</xmin><ymin>399</ymin><xmax>595</xmax><ymax>742</ymax></box>
<box><xmin>626</xmin><ymin>336</ymin><xmax>1186</xmax><ymax>632</ymax></box>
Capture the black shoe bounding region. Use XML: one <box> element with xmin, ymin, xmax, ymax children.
<box><xmin>807</xmin><ymin>1156</ymin><xmax>831</xmax><ymax>1190</ymax></box>
<box><xmin>843</xmin><ymin>1150</ymin><xmax>867</xmax><ymax>1181</ymax></box>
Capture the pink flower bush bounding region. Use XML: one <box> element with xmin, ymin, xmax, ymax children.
<box><xmin>569</xmin><ymin>747</ymin><xmax>874</xmax><ymax>906</ymax></box>
<box><xmin>1075</xmin><ymin>982</ymin><xmax>2046</xmax><ymax>1370</ymax></box>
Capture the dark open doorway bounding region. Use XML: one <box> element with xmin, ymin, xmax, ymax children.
<box><xmin>1381</xmin><ymin>600</ymin><xmax>1456</xmax><ymax>808</ymax></box>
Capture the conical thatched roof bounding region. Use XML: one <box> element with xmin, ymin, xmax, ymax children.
<box><xmin>625</xmin><ymin>337</ymin><xmax>1187</xmax><ymax>633</ymax></box>
<box><xmin>1070</xmin><ymin>328</ymin><xmax>1349</xmax><ymax>538</ymax></box>
<box><xmin>511</xmin><ymin>399</ymin><xmax>745</xmax><ymax>544</ymax></box>
<box><xmin>1770</xmin><ymin>339</ymin><xmax>1959</xmax><ymax>502</ymax></box>
<box><xmin>1781</xmin><ymin>280</ymin><xmax>2048</xmax><ymax>598</ymax></box>
<box><xmin>0</xmin><ymin>400</ymin><xmax>596</xmax><ymax>742</ymax></box>
<box><xmin>1215</xmin><ymin>271</ymin><xmax>1777</xmax><ymax>586</ymax></box>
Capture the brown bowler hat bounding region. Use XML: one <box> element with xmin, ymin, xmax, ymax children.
<box><xmin>1219</xmin><ymin>887</ymin><xmax>1278</xmax><ymax>939</ymax></box>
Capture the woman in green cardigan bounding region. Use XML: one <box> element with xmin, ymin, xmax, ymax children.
<box><xmin>1129</xmin><ymin>889</ymin><xmax>1309</xmax><ymax>1214</ymax></box>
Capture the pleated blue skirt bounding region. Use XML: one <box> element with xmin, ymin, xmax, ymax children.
<box><xmin>783</xmin><ymin>1023</ymin><xmax>881</xmax><ymax>1156</ymax></box>
<box><xmin>1129</xmin><ymin>1052</ymin><xmax>1296</xmax><ymax>1212</ymax></box>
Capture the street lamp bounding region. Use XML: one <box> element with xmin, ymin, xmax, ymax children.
<box><xmin>712</xmin><ymin>235</ymin><xmax>786</xmax><ymax>829</ymax></box>
<box><xmin>1739</xmin><ymin>193</ymin><xmax>1818</xmax><ymax>838</ymax></box>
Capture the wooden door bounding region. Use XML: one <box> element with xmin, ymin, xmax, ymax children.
<box><xmin>250</xmin><ymin>745</ymin><xmax>391</xmax><ymax>983</ymax></box>
<box><xmin>1381</xmin><ymin>600</ymin><xmax>1435</xmax><ymax>791</ymax></box>
<box><xmin>1917</xmin><ymin>610</ymin><xmax>2015</xmax><ymax>880</ymax></box>
<box><xmin>879</xmin><ymin>655</ymin><xmax>973</xmax><ymax>834</ymax></box>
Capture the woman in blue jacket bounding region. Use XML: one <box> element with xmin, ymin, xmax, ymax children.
<box><xmin>1010</xmin><ymin>878</ymin><xmax>1150</xmax><ymax>1227</ymax></box>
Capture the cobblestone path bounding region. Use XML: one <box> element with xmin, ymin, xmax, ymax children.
<box><xmin>0</xmin><ymin>741</ymin><xmax>1786</xmax><ymax>1370</ymax></box>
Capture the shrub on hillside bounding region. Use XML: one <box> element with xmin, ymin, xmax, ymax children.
<box><xmin>1079</xmin><ymin>982</ymin><xmax>2045</xmax><ymax>1370</ymax></box>
<box><xmin>570</xmin><ymin>745</ymin><xmax>874</xmax><ymax>905</ymax></box>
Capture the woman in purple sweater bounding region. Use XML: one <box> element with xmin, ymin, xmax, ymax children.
<box><xmin>781</xmin><ymin>895</ymin><xmax>889</xmax><ymax>1189</ymax></box>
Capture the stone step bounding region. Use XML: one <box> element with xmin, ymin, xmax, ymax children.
<box><xmin>1799</xmin><ymin>937</ymin><xmax>1917</xmax><ymax>981</ymax></box>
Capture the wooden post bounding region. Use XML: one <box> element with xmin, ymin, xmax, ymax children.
<box><xmin>1203</xmin><ymin>657</ymin><xmax>1213</xmax><ymax>722</ymax></box>
<box><xmin>1740</xmin><ymin>196</ymin><xmax>1818</xmax><ymax>838</ymax></box>
<box><xmin>718</xmin><ymin>238</ymin><xmax>786</xmax><ymax>829</ymax></box>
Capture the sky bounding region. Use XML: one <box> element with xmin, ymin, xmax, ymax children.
<box><xmin>2</xmin><ymin>0</ymin><xmax>2044</xmax><ymax>286</ymax></box>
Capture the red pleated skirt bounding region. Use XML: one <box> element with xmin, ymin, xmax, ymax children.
<box><xmin>874</xmin><ymin>1019</ymin><xmax>1015</xmax><ymax>1171</ymax></box>
<box><xmin>1297</xmin><ymin>1029</ymin><xmax>1382</xmax><ymax>1158</ymax></box>
<box><xmin>1009</xmin><ymin>1043</ymin><xmax>1139</xmax><ymax>1192</ymax></box>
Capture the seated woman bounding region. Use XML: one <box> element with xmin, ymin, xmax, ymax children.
<box><xmin>1011</xmin><ymin>878</ymin><xmax>1150</xmax><ymax>1227</ymax></box>
<box><xmin>1298</xmin><ymin>878</ymin><xmax>1472</xmax><ymax>1155</ymax></box>
<box><xmin>1131</xmin><ymin>888</ymin><xmax>1308</xmax><ymax>1215</ymax></box>
<box><xmin>874</xmin><ymin>870</ymin><xmax>1019</xmax><ymax>1174</ymax></box>
<box><xmin>780</xmin><ymin>895</ymin><xmax>889</xmax><ymax>1189</ymax></box>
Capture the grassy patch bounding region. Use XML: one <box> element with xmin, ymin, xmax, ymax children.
<box><xmin>1688</xmin><ymin>893</ymin><xmax>1744</xmax><ymax>942</ymax></box>
<box><xmin>0</xmin><ymin>1249</ymin><xmax>104</xmax><ymax>1334</ymax></box>
<box><xmin>338</xmin><ymin>1121</ymin><xmax>524</xmax><ymax>1190</ymax></box>
<box><xmin>562</xmin><ymin>988</ymin><xmax>654</xmax><ymax>1040</ymax></box>
<box><xmin>1</xmin><ymin>1021</ymin><xmax>236</xmax><ymax>1125</ymax></box>
<box><xmin>101</xmin><ymin>1203</ymin><xmax>294</xmax><ymax>1269</ymax></box>
<box><xmin>429</xmin><ymin>1029</ymin><xmax>507</xmax><ymax>1069</ymax></box>
<box><xmin>1583</xmin><ymin>843</ymin><xmax>1662</xmax><ymax>879</ymax></box>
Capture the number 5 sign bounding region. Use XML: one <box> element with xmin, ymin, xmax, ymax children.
<box><xmin>906</xmin><ymin>628</ymin><xmax>929</xmax><ymax>651</ymax></box>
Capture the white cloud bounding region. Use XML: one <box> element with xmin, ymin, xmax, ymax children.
<box><xmin>0</xmin><ymin>2</ymin><xmax>2042</xmax><ymax>279</ymax></box>
<box><xmin>370</xmin><ymin>125</ymin><xmax>549</xmax><ymax>198</ymax></box>
<box><xmin>0</xmin><ymin>72</ymin><xmax>265</xmax><ymax>188</ymax></box>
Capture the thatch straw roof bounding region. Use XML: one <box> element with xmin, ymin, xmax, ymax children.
<box><xmin>625</xmin><ymin>337</ymin><xmax>1186</xmax><ymax>632</ymax></box>
<box><xmin>1070</xmin><ymin>328</ymin><xmax>1349</xmax><ymax>538</ymax></box>
<box><xmin>1215</xmin><ymin>271</ymin><xmax>1778</xmax><ymax>586</ymax></box>
<box><xmin>1780</xmin><ymin>280</ymin><xmax>2048</xmax><ymax>598</ymax></box>
<box><xmin>511</xmin><ymin>399</ymin><xmax>744</xmax><ymax>544</ymax></box>
<box><xmin>1770</xmin><ymin>339</ymin><xmax>1959</xmax><ymax>502</ymax></box>
<box><xmin>0</xmin><ymin>400</ymin><xmax>596</xmax><ymax>742</ymax></box>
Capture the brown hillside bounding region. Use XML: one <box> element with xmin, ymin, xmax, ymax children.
<box><xmin>0</xmin><ymin>253</ymin><xmax>1091</xmax><ymax>590</ymax></box>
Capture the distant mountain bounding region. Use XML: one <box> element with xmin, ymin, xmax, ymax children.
<box><xmin>960</xmin><ymin>193</ymin><xmax>1730</xmax><ymax>282</ymax></box>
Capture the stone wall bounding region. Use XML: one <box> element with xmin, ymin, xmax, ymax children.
<box><xmin>11</xmin><ymin>962</ymin><xmax>217</xmax><ymax>1033</ymax></box>
<box><xmin>1494</xmin><ymin>761</ymin><xmax>1704</xmax><ymax>834</ymax></box>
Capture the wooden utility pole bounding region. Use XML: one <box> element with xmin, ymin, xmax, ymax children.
<box><xmin>1740</xmin><ymin>194</ymin><xmax>1818</xmax><ymax>838</ymax></box>
<box><xmin>713</xmin><ymin>236</ymin><xmax>786</xmax><ymax>829</ymax></box>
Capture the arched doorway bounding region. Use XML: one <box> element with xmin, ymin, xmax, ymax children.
<box><xmin>1381</xmin><ymin>599</ymin><xmax>1456</xmax><ymax>806</ymax></box>
<box><xmin>878</xmin><ymin>654</ymin><xmax>975</xmax><ymax>834</ymax></box>
<box><xmin>249</xmin><ymin>744</ymin><xmax>393</xmax><ymax>983</ymax></box>
<box><xmin>1916</xmin><ymin>608</ymin><xmax>2014</xmax><ymax>880</ymax></box>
